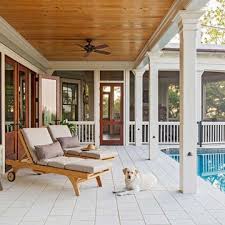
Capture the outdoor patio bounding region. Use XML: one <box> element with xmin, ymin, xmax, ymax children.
<box><xmin>1</xmin><ymin>146</ymin><xmax>225</xmax><ymax>225</ymax></box>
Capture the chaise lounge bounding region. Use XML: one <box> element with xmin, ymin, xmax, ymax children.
<box><xmin>6</xmin><ymin>128</ymin><xmax>112</xmax><ymax>196</ymax></box>
<box><xmin>47</xmin><ymin>125</ymin><xmax>118</xmax><ymax>160</ymax></box>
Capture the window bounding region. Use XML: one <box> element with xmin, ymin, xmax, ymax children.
<box><xmin>62</xmin><ymin>82</ymin><xmax>78</xmax><ymax>121</ymax></box>
<box><xmin>129</xmin><ymin>71</ymin><xmax>135</xmax><ymax>121</ymax></box>
<box><xmin>159</xmin><ymin>71</ymin><xmax>179</xmax><ymax>121</ymax></box>
<box><xmin>143</xmin><ymin>71</ymin><xmax>149</xmax><ymax>121</ymax></box>
<box><xmin>53</xmin><ymin>71</ymin><xmax>94</xmax><ymax>121</ymax></box>
<box><xmin>203</xmin><ymin>72</ymin><xmax>225</xmax><ymax>121</ymax></box>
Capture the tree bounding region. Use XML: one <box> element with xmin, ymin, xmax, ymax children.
<box><xmin>204</xmin><ymin>80</ymin><xmax>225</xmax><ymax>120</ymax></box>
<box><xmin>168</xmin><ymin>84</ymin><xmax>180</xmax><ymax>120</ymax></box>
<box><xmin>201</xmin><ymin>0</ymin><xmax>225</xmax><ymax>45</ymax></box>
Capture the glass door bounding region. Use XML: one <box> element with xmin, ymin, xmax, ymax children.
<box><xmin>39</xmin><ymin>75</ymin><xmax>60</xmax><ymax>126</ymax></box>
<box><xmin>100</xmin><ymin>83</ymin><xmax>123</xmax><ymax>145</ymax></box>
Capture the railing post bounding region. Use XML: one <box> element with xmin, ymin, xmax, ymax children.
<box><xmin>197</xmin><ymin>121</ymin><xmax>203</xmax><ymax>147</ymax></box>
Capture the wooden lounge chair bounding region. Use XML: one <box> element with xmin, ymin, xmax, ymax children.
<box><xmin>6</xmin><ymin>128</ymin><xmax>112</xmax><ymax>196</ymax></box>
<box><xmin>47</xmin><ymin>125</ymin><xmax>118</xmax><ymax>160</ymax></box>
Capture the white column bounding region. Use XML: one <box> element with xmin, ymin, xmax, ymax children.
<box><xmin>94</xmin><ymin>70</ymin><xmax>100</xmax><ymax>147</ymax></box>
<box><xmin>1</xmin><ymin>51</ymin><xmax>5</xmax><ymax>174</ymax></box>
<box><xmin>125</xmin><ymin>70</ymin><xmax>130</xmax><ymax>145</ymax></box>
<box><xmin>178</xmin><ymin>11</ymin><xmax>203</xmax><ymax>193</ymax></box>
<box><xmin>148</xmin><ymin>54</ymin><xmax>159</xmax><ymax>160</ymax></box>
<box><xmin>133</xmin><ymin>69</ymin><xmax>145</xmax><ymax>146</ymax></box>
<box><xmin>196</xmin><ymin>70</ymin><xmax>204</xmax><ymax>122</ymax></box>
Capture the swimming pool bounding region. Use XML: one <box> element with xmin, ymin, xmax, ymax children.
<box><xmin>162</xmin><ymin>148</ymin><xmax>225</xmax><ymax>193</ymax></box>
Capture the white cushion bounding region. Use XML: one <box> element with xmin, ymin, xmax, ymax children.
<box><xmin>65</xmin><ymin>159</ymin><xmax>112</xmax><ymax>173</ymax></box>
<box><xmin>22</xmin><ymin>128</ymin><xmax>53</xmax><ymax>163</ymax></box>
<box><xmin>38</xmin><ymin>156</ymin><xmax>84</xmax><ymax>168</ymax></box>
<box><xmin>80</xmin><ymin>150</ymin><xmax>118</xmax><ymax>159</ymax></box>
<box><xmin>48</xmin><ymin>125</ymin><xmax>72</xmax><ymax>141</ymax></box>
<box><xmin>64</xmin><ymin>147</ymin><xmax>82</xmax><ymax>156</ymax></box>
<box><xmin>38</xmin><ymin>156</ymin><xmax>111</xmax><ymax>173</ymax></box>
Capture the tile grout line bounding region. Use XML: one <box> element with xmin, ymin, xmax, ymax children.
<box><xmin>131</xmin><ymin>146</ymin><xmax>198</xmax><ymax>225</ymax></box>
<box><xmin>43</xmin><ymin>176</ymin><xmax>68</xmax><ymax>225</ymax></box>
<box><xmin>0</xmin><ymin>177</ymin><xmax>39</xmax><ymax>225</ymax></box>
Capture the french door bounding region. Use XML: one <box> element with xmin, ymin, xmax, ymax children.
<box><xmin>5</xmin><ymin>58</ymin><xmax>60</xmax><ymax>166</ymax></box>
<box><xmin>5</xmin><ymin>57</ymin><xmax>30</xmax><ymax>160</ymax></box>
<box><xmin>100</xmin><ymin>83</ymin><xmax>123</xmax><ymax>145</ymax></box>
<box><xmin>39</xmin><ymin>75</ymin><xmax>60</xmax><ymax>126</ymax></box>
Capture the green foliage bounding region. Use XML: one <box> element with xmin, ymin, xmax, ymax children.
<box><xmin>201</xmin><ymin>0</ymin><xmax>225</xmax><ymax>45</ymax></box>
<box><xmin>168</xmin><ymin>85</ymin><xmax>180</xmax><ymax>120</ymax></box>
<box><xmin>60</xmin><ymin>119</ymin><xmax>77</xmax><ymax>135</ymax></box>
<box><xmin>205</xmin><ymin>81</ymin><xmax>225</xmax><ymax>120</ymax></box>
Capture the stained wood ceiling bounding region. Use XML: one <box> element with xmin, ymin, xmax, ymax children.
<box><xmin>0</xmin><ymin>0</ymin><xmax>175</xmax><ymax>61</ymax></box>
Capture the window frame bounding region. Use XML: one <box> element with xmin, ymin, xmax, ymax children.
<box><xmin>61</xmin><ymin>78</ymin><xmax>81</xmax><ymax>121</ymax></box>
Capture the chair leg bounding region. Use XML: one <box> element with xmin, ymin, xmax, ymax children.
<box><xmin>96</xmin><ymin>176</ymin><xmax>102</xmax><ymax>187</ymax></box>
<box><xmin>0</xmin><ymin>178</ymin><xmax>3</xmax><ymax>191</ymax></box>
<box><xmin>68</xmin><ymin>176</ymin><xmax>80</xmax><ymax>196</ymax></box>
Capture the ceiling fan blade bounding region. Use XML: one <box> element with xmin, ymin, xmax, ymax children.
<box><xmin>94</xmin><ymin>50</ymin><xmax>111</xmax><ymax>55</ymax></box>
<box><xmin>95</xmin><ymin>44</ymin><xmax>109</xmax><ymax>49</ymax></box>
<box><xmin>76</xmin><ymin>44</ymin><xmax>85</xmax><ymax>49</ymax></box>
<box><xmin>84</xmin><ymin>52</ymin><xmax>91</xmax><ymax>57</ymax></box>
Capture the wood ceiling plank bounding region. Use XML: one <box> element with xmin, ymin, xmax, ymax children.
<box><xmin>0</xmin><ymin>0</ymin><xmax>175</xmax><ymax>61</ymax></box>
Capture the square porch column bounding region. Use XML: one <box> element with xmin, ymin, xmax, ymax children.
<box><xmin>132</xmin><ymin>69</ymin><xmax>145</xmax><ymax>146</ymax></box>
<box><xmin>94</xmin><ymin>70</ymin><xmax>100</xmax><ymax>147</ymax></box>
<box><xmin>147</xmin><ymin>53</ymin><xmax>159</xmax><ymax>160</ymax></box>
<box><xmin>0</xmin><ymin>51</ymin><xmax>5</xmax><ymax>175</ymax></box>
<box><xmin>124</xmin><ymin>70</ymin><xmax>130</xmax><ymax>146</ymax></box>
<box><xmin>178</xmin><ymin>11</ymin><xmax>203</xmax><ymax>193</ymax></box>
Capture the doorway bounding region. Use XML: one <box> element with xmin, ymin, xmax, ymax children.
<box><xmin>100</xmin><ymin>83</ymin><xmax>123</xmax><ymax>145</ymax></box>
<box><xmin>5</xmin><ymin>57</ymin><xmax>30</xmax><ymax>160</ymax></box>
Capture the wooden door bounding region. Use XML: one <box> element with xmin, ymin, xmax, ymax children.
<box><xmin>100</xmin><ymin>83</ymin><xmax>123</xmax><ymax>145</ymax></box>
<box><xmin>5</xmin><ymin>57</ymin><xmax>17</xmax><ymax>160</ymax></box>
<box><xmin>39</xmin><ymin>75</ymin><xmax>60</xmax><ymax>126</ymax></box>
<box><xmin>17</xmin><ymin>64</ymin><xmax>29</xmax><ymax>159</ymax></box>
<box><xmin>5</xmin><ymin>58</ymin><xmax>30</xmax><ymax>161</ymax></box>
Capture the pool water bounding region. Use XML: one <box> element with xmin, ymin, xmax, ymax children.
<box><xmin>162</xmin><ymin>148</ymin><xmax>225</xmax><ymax>193</ymax></box>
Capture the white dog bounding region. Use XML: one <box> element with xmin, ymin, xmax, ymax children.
<box><xmin>113</xmin><ymin>167</ymin><xmax>157</xmax><ymax>196</ymax></box>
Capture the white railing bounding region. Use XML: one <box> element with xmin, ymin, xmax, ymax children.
<box><xmin>129</xmin><ymin>121</ymin><xmax>135</xmax><ymax>144</ymax></box>
<box><xmin>159</xmin><ymin>122</ymin><xmax>180</xmax><ymax>145</ymax></box>
<box><xmin>129</xmin><ymin>121</ymin><xmax>225</xmax><ymax>145</ymax></box>
<box><xmin>69</xmin><ymin>121</ymin><xmax>95</xmax><ymax>144</ymax></box>
<box><xmin>128</xmin><ymin>121</ymin><xmax>180</xmax><ymax>145</ymax></box>
<box><xmin>142</xmin><ymin>122</ymin><xmax>149</xmax><ymax>144</ymax></box>
<box><xmin>202</xmin><ymin>122</ymin><xmax>225</xmax><ymax>144</ymax></box>
<box><xmin>128</xmin><ymin>122</ymin><xmax>149</xmax><ymax>144</ymax></box>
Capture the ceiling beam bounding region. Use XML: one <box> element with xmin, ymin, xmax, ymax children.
<box><xmin>134</xmin><ymin>0</ymin><xmax>210</xmax><ymax>69</ymax></box>
<box><xmin>0</xmin><ymin>17</ymin><xmax>49</xmax><ymax>71</ymax></box>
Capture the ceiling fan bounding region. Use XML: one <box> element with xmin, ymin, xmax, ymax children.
<box><xmin>77</xmin><ymin>39</ymin><xmax>111</xmax><ymax>57</ymax></box>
